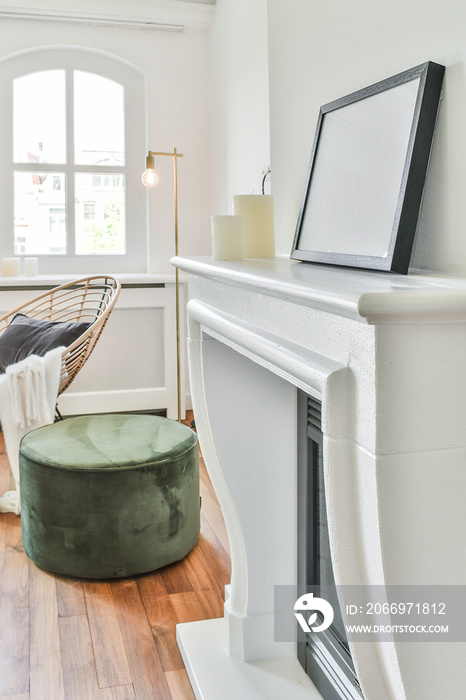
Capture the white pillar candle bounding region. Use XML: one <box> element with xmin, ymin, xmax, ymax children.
<box><xmin>24</xmin><ymin>257</ymin><xmax>39</xmax><ymax>276</ymax></box>
<box><xmin>1</xmin><ymin>258</ymin><xmax>20</xmax><ymax>277</ymax></box>
<box><xmin>211</xmin><ymin>215</ymin><xmax>243</xmax><ymax>261</ymax></box>
<box><xmin>233</xmin><ymin>194</ymin><xmax>275</xmax><ymax>258</ymax></box>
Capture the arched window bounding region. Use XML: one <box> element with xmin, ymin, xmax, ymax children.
<box><xmin>0</xmin><ymin>47</ymin><xmax>147</xmax><ymax>273</ymax></box>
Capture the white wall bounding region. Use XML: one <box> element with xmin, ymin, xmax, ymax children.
<box><xmin>0</xmin><ymin>6</ymin><xmax>213</xmax><ymax>416</ymax></box>
<box><xmin>210</xmin><ymin>0</ymin><xmax>270</xmax><ymax>217</ymax></box>
<box><xmin>0</xmin><ymin>11</ymin><xmax>213</xmax><ymax>273</ymax></box>
<box><xmin>267</xmin><ymin>0</ymin><xmax>466</xmax><ymax>275</ymax></box>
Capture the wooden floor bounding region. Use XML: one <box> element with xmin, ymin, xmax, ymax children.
<box><xmin>0</xmin><ymin>412</ymin><xmax>231</xmax><ymax>700</ymax></box>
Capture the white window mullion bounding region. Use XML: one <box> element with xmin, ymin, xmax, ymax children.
<box><xmin>66</xmin><ymin>67</ymin><xmax>76</xmax><ymax>256</ymax></box>
<box><xmin>2</xmin><ymin>75</ymin><xmax>15</xmax><ymax>256</ymax></box>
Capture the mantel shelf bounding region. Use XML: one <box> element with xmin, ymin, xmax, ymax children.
<box><xmin>172</xmin><ymin>255</ymin><xmax>466</xmax><ymax>323</ymax></box>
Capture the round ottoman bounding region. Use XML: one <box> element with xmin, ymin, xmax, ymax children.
<box><xmin>19</xmin><ymin>413</ymin><xmax>200</xmax><ymax>578</ymax></box>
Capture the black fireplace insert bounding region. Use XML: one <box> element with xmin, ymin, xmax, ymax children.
<box><xmin>297</xmin><ymin>391</ymin><xmax>363</xmax><ymax>700</ymax></box>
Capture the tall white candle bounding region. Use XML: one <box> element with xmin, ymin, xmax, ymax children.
<box><xmin>1</xmin><ymin>258</ymin><xmax>20</xmax><ymax>277</ymax></box>
<box><xmin>24</xmin><ymin>257</ymin><xmax>39</xmax><ymax>276</ymax></box>
<box><xmin>233</xmin><ymin>194</ymin><xmax>275</xmax><ymax>258</ymax></box>
<box><xmin>211</xmin><ymin>215</ymin><xmax>243</xmax><ymax>261</ymax></box>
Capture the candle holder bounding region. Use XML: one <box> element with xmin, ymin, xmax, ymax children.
<box><xmin>211</xmin><ymin>215</ymin><xmax>243</xmax><ymax>261</ymax></box>
<box><xmin>1</xmin><ymin>258</ymin><xmax>20</xmax><ymax>277</ymax></box>
<box><xmin>233</xmin><ymin>194</ymin><xmax>275</xmax><ymax>258</ymax></box>
<box><xmin>25</xmin><ymin>257</ymin><xmax>39</xmax><ymax>277</ymax></box>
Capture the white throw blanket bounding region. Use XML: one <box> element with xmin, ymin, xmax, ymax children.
<box><xmin>0</xmin><ymin>347</ymin><xmax>64</xmax><ymax>515</ymax></box>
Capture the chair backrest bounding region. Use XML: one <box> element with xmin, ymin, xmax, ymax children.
<box><xmin>0</xmin><ymin>276</ymin><xmax>121</xmax><ymax>395</ymax></box>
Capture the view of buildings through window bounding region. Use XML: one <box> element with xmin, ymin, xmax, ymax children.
<box><xmin>13</xmin><ymin>69</ymin><xmax>126</xmax><ymax>256</ymax></box>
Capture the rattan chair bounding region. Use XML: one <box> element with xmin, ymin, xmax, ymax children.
<box><xmin>0</xmin><ymin>275</ymin><xmax>121</xmax><ymax>397</ymax></box>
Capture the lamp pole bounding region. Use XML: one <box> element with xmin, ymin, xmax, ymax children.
<box><xmin>142</xmin><ymin>148</ymin><xmax>184</xmax><ymax>422</ymax></box>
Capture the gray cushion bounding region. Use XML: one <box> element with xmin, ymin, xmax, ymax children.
<box><xmin>0</xmin><ymin>313</ymin><xmax>91</xmax><ymax>373</ymax></box>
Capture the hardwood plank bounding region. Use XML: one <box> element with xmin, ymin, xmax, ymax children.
<box><xmin>182</xmin><ymin>541</ymin><xmax>215</xmax><ymax>593</ymax></box>
<box><xmin>198</xmin><ymin>517</ymin><xmax>231</xmax><ymax>584</ymax></box>
<box><xmin>0</xmin><ymin>694</ymin><xmax>30</xmax><ymax>700</ymax></box>
<box><xmin>196</xmin><ymin>588</ymin><xmax>225</xmax><ymax>620</ymax></box>
<box><xmin>29</xmin><ymin>565</ymin><xmax>64</xmax><ymax>700</ymax></box>
<box><xmin>2</xmin><ymin>513</ymin><xmax>28</xmax><ymax>608</ymax></box>
<box><xmin>183</xmin><ymin>535</ymin><xmax>228</xmax><ymax>596</ymax></box>
<box><xmin>199</xmin><ymin>459</ymin><xmax>230</xmax><ymax>556</ymax></box>
<box><xmin>137</xmin><ymin>569</ymin><xmax>168</xmax><ymax>598</ymax></box>
<box><xmin>0</xmin><ymin>601</ymin><xmax>29</xmax><ymax>697</ymax></box>
<box><xmin>165</xmin><ymin>669</ymin><xmax>196</xmax><ymax>700</ymax></box>
<box><xmin>112</xmin><ymin>579</ymin><xmax>172</xmax><ymax>700</ymax></box>
<box><xmin>169</xmin><ymin>591</ymin><xmax>207</xmax><ymax>625</ymax></box>
<box><xmin>84</xmin><ymin>581</ymin><xmax>132</xmax><ymax>689</ymax></box>
<box><xmin>55</xmin><ymin>575</ymin><xmax>86</xmax><ymax>617</ymax></box>
<box><xmin>59</xmin><ymin>614</ymin><xmax>100</xmax><ymax>700</ymax></box>
<box><xmin>100</xmin><ymin>685</ymin><xmax>136</xmax><ymax>700</ymax></box>
<box><xmin>159</xmin><ymin>559</ymin><xmax>193</xmax><ymax>595</ymax></box>
<box><xmin>0</xmin><ymin>513</ymin><xmax>29</xmax><ymax>698</ymax></box>
<box><xmin>137</xmin><ymin>575</ymin><xmax>185</xmax><ymax>672</ymax></box>
<box><xmin>0</xmin><ymin>512</ymin><xmax>6</xmax><ymax>575</ymax></box>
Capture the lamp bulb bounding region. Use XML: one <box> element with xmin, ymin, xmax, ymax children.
<box><xmin>142</xmin><ymin>168</ymin><xmax>160</xmax><ymax>188</ymax></box>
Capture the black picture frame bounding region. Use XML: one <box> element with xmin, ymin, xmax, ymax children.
<box><xmin>290</xmin><ymin>61</ymin><xmax>445</xmax><ymax>274</ymax></box>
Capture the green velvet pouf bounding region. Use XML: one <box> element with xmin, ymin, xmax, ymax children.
<box><xmin>19</xmin><ymin>414</ymin><xmax>200</xmax><ymax>579</ymax></box>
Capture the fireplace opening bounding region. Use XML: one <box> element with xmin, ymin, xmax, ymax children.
<box><xmin>297</xmin><ymin>391</ymin><xmax>363</xmax><ymax>700</ymax></box>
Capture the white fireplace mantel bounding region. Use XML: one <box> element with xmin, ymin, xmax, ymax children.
<box><xmin>173</xmin><ymin>255</ymin><xmax>466</xmax><ymax>700</ymax></box>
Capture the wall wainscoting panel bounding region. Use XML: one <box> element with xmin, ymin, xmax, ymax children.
<box><xmin>0</xmin><ymin>280</ymin><xmax>188</xmax><ymax>420</ymax></box>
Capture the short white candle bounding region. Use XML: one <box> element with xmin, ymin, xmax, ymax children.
<box><xmin>211</xmin><ymin>215</ymin><xmax>243</xmax><ymax>261</ymax></box>
<box><xmin>233</xmin><ymin>194</ymin><xmax>275</xmax><ymax>258</ymax></box>
<box><xmin>1</xmin><ymin>258</ymin><xmax>20</xmax><ymax>277</ymax></box>
<box><xmin>24</xmin><ymin>257</ymin><xmax>39</xmax><ymax>277</ymax></box>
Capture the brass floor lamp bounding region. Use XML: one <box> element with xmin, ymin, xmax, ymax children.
<box><xmin>142</xmin><ymin>148</ymin><xmax>183</xmax><ymax>422</ymax></box>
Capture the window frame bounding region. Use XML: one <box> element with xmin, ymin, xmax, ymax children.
<box><xmin>0</xmin><ymin>46</ymin><xmax>148</xmax><ymax>274</ymax></box>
